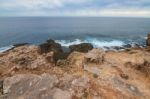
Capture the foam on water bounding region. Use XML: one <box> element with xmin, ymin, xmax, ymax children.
<box><xmin>56</xmin><ymin>38</ymin><xmax>125</xmax><ymax>49</ymax></box>
<box><xmin>0</xmin><ymin>45</ymin><xmax>14</xmax><ymax>53</ymax></box>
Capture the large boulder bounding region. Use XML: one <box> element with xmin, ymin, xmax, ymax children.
<box><xmin>69</xmin><ymin>43</ymin><xmax>93</xmax><ymax>53</ymax></box>
<box><xmin>2</xmin><ymin>74</ymin><xmax>72</xmax><ymax>99</ymax></box>
<box><xmin>39</xmin><ymin>39</ymin><xmax>69</xmax><ymax>62</ymax></box>
<box><xmin>146</xmin><ymin>33</ymin><xmax>150</xmax><ymax>46</ymax></box>
<box><xmin>39</xmin><ymin>39</ymin><xmax>63</xmax><ymax>54</ymax></box>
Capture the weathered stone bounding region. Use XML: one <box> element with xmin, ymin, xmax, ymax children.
<box><xmin>84</xmin><ymin>65</ymin><xmax>101</xmax><ymax>76</ymax></box>
<box><xmin>72</xmin><ymin>76</ymin><xmax>89</xmax><ymax>88</ymax></box>
<box><xmin>3</xmin><ymin>74</ymin><xmax>59</xmax><ymax>99</ymax></box>
<box><xmin>52</xmin><ymin>88</ymin><xmax>72</xmax><ymax>99</ymax></box>
<box><xmin>85</xmin><ymin>49</ymin><xmax>105</xmax><ymax>64</ymax></box>
<box><xmin>69</xmin><ymin>43</ymin><xmax>93</xmax><ymax>53</ymax></box>
<box><xmin>67</xmin><ymin>52</ymin><xmax>85</xmax><ymax>69</ymax></box>
<box><xmin>39</xmin><ymin>39</ymin><xmax>63</xmax><ymax>54</ymax></box>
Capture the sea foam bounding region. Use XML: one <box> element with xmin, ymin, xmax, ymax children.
<box><xmin>56</xmin><ymin>38</ymin><xmax>125</xmax><ymax>49</ymax></box>
<box><xmin>0</xmin><ymin>45</ymin><xmax>14</xmax><ymax>53</ymax></box>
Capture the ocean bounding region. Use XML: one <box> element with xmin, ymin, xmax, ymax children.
<box><xmin>0</xmin><ymin>17</ymin><xmax>150</xmax><ymax>52</ymax></box>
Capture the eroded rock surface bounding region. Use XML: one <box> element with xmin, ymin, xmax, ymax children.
<box><xmin>0</xmin><ymin>44</ymin><xmax>150</xmax><ymax>99</ymax></box>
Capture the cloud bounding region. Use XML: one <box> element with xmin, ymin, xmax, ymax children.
<box><xmin>0</xmin><ymin>0</ymin><xmax>150</xmax><ymax>17</ymax></box>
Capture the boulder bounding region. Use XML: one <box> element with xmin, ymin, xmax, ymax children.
<box><xmin>39</xmin><ymin>39</ymin><xmax>69</xmax><ymax>62</ymax></box>
<box><xmin>69</xmin><ymin>43</ymin><xmax>93</xmax><ymax>53</ymax></box>
<box><xmin>2</xmin><ymin>74</ymin><xmax>71</xmax><ymax>99</ymax></box>
<box><xmin>39</xmin><ymin>39</ymin><xmax>63</xmax><ymax>54</ymax></box>
<box><xmin>85</xmin><ymin>49</ymin><xmax>105</xmax><ymax>64</ymax></box>
<box><xmin>146</xmin><ymin>33</ymin><xmax>150</xmax><ymax>46</ymax></box>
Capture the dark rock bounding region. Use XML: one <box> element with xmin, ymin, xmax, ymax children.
<box><xmin>39</xmin><ymin>39</ymin><xmax>63</xmax><ymax>54</ymax></box>
<box><xmin>123</xmin><ymin>44</ymin><xmax>132</xmax><ymax>48</ymax></box>
<box><xmin>120</xmin><ymin>73</ymin><xmax>129</xmax><ymax>80</ymax></box>
<box><xmin>132</xmin><ymin>43</ymin><xmax>141</xmax><ymax>49</ymax></box>
<box><xmin>13</xmin><ymin>43</ymin><xmax>29</xmax><ymax>47</ymax></box>
<box><xmin>39</xmin><ymin>39</ymin><xmax>69</xmax><ymax>62</ymax></box>
<box><xmin>146</xmin><ymin>33</ymin><xmax>150</xmax><ymax>46</ymax></box>
<box><xmin>53</xmin><ymin>52</ymin><xmax>70</xmax><ymax>63</ymax></box>
<box><xmin>69</xmin><ymin>43</ymin><xmax>93</xmax><ymax>53</ymax></box>
<box><xmin>0</xmin><ymin>80</ymin><xmax>3</xmax><ymax>95</ymax></box>
<box><xmin>112</xmin><ymin>46</ymin><xmax>124</xmax><ymax>50</ymax></box>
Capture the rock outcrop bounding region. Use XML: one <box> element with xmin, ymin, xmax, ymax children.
<box><xmin>39</xmin><ymin>39</ymin><xmax>69</xmax><ymax>62</ymax></box>
<box><xmin>69</xmin><ymin>43</ymin><xmax>93</xmax><ymax>53</ymax></box>
<box><xmin>0</xmin><ymin>45</ymin><xmax>54</xmax><ymax>75</ymax></box>
<box><xmin>146</xmin><ymin>33</ymin><xmax>150</xmax><ymax>46</ymax></box>
<box><xmin>85</xmin><ymin>49</ymin><xmax>105</xmax><ymax>64</ymax></box>
<box><xmin>2</xmin><ymin>74</ymin><xmax>73</xmax><ymax>99</ymax></box>
<box><xmin>0</xmin><ymin>40</ymin><xmax>150</xmax><ymax>99</ymax></box>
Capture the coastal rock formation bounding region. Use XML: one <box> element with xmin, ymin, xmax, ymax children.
<box><xmin>85</xmin><ymin>49</ymin><xmax>105</xmax><ymax>64</ymax></box>
<box><xmin>0</xmin><ymin>41</ymin><xmax>150</xmax><ymax>98</ymax></box>
<box><xmin>39</xmin><ymin>39</ymin><xmax>63</xmax><ymax>54</ymax></box>
<box><xmin>146</xmin><ymin>33</ymin><xmax>150</xmax><ymax>46</ymax></box>
<box><xmin>39</xmin><ymin>39</ymin><xmax>69</xmax><ymax>62</ymax></box>
<box><xmin>2</xmin><ymin>74</ymin><xmax>72</xmax><ymax>99</ymax></box>
<box><xmin>0</xmin><ymin>45</ymin><xmax>54</xmax><ymax>75</ymax></box>
<box><xmin>69</xmin><ymin>43</ymin><xmax>93</xmax><ymax>53</ymax></box>
<box><xmin>67</xmin><ymin>52</ymin><xmax>85</xmax><ymax>69</ymax></box>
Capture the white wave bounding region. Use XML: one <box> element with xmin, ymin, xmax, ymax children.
<box><xmin>85</xmin><ymin>38</ymin><xmax>125</xmax><ymax>48</ymax></box>
<box><xmin>56</xmin><ymin>39</ymin><xmax>84</xmax><ymax>47</ymax></box>
<box><xmin>0</xmin><ymin>45</ymin><xmax>14</xmax><ymax>53</ymax></box>
<box><xmin>56</xmin><ymin>38</ymin><xmax>125</xmax><ymax>49</ymax></box>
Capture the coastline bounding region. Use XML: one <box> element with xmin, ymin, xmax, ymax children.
<box><xmin>0</xmin><ymin>34</ymin><xmax>150</xmax><ymax>98</ymax></box>
<box><xmin>0</xmin><ymin>38</ymin><xmax>146</xmax><ymax>53</ymax></box>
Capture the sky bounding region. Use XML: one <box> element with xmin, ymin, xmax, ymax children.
<box><xmin>0</xmin><ymin>0</ymin><xmax>150</xmax><ymax>17</ymax></box>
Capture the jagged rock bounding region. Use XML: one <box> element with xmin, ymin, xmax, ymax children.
<box><xmin>0</xmin><ymin>45</ymin><xmax>53</xmax><ymax>70</ymax></box>
<box><xmin>39</xmin><ymin>39</ymin><xmax>63</xmax><ymax>54</ymax></box>
<box><xmin>146</xmin><ymin>33</ymin><xmax>150</xmax><ymax>46</ymax></box>
<box><xmin>69</xmin><ymin>43</ymin><xmax>93</xmax><ymax>53</ymax></box>
<box><xmin>85</xmin><ymin>49</ymin><xmax>105</xmax><ymax>64</ymax></box>
<box><xmin>39</xmin><ymin>39</ymin><xmax>69</xmax><ymax>62</ymax></box>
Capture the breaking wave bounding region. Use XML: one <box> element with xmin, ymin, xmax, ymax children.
<box><xmin>56</xmin><ymin>38</ymin><xmax>125</xmax><ymax>49</ymax></box>
<box><xmin>0</xmin><ymin>45</ymin><xmax>14</xmax><ymax>53</ymax></box>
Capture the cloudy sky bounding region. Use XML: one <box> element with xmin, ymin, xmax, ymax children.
<box><xmin>0</xmin><ymin>0</ymin><xmax>150</xmax><ymax>17</ymax></box>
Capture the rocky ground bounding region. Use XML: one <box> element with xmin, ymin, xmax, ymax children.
<box><xmin>0</xmin><ymin>37</ymin><xmax>150</xmax><ymax>99</ymax></box>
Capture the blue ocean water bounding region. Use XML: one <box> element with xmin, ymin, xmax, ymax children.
<box><xmin>0</xmin><ymin>17</ymin><xmax>150</xmax><ymax>51</ymax></box>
